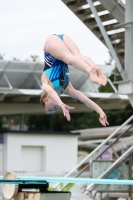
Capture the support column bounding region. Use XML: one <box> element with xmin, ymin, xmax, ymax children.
<box><xmin>125</xmin><ymin>0</ymin><xmax>133</xmax><ymax>81</ymax></box>
<box><xmin>125</xmin><ymin>0</ymin><xmax>133</xmax><ymax>107</ymax></box>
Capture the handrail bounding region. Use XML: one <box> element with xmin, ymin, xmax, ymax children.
<box><xmin>59</xmin><ymin>123</ymin><xmax>133</xmax><ymax>192</ymax></box>
<box><xmin>86</xmin><ymin>145</ymin><xmax>133</xmax><ymax>192</ymax></box>
<box><xmin>53</xmin><ymin>115</ymin><xmax>133</xmax><ymax>189</ymax></box>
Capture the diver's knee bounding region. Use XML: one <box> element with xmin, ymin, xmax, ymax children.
<box><xmin>63</xmin><ymin>54</ymin><xmax>77</xmax><ymax>65</ymax></box>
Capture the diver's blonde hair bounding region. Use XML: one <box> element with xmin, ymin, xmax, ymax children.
<box><xmin>40</xmin><ymin>91</ymin><xmax>48</xmax><ymax>110</ymax></box>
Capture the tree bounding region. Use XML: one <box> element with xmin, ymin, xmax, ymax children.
<box><xmin>0</xmin><ymin>117</ymin><xmax>9</xmax><ymax>131</ymax></box>
<box><xmin>105</xmin><ymin>51</ymin><xmax>114</xmax><ymax>65</ymax></box>
<box><xmin>25</xmin><ymin>55</ymin><xmax>41</xmax><ymax>62</ymax></box>
<box><xmin>0</xmin><ymin>53</ymin><xmax>5</xmax><ymax>60</ymax></box>
<box><xmin>30</xmin><ymin>55</ymin><xmax>40</xmax><ymax>62</ymax></box>
<box><xmin>27</xmin><ymin>112</ymin><xmax>100</xmax><ymax>132</ymax></box>
<box><xmin>12</xmin><ymin>57</ymin><xmax>20</xmax><ymax>61</ymax></box>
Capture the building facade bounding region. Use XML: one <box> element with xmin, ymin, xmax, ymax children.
<box><xmin>0</xmin><ymin>131</ymin><xmax>79</xmax><ymax>174</ymax></box>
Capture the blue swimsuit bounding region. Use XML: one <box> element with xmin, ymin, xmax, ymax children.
<box><xmin>43</xmin><ymin>34</ymin><xmax>69</xmax><ymax>96</ymax></box>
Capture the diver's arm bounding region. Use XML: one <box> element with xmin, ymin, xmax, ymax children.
<box><xmin>65</xmin><ymin>83</ymin><xmax>109</xmax><ymax>126</ymax></box>
<box><xmin>42</xmin><ymin>82</ymin><xmax>75</xmax><ymax>121</ymax></box>
<box><xmin>42</xmin><ymin>83</ymin><xmax>63</xmax><ymax>106</ymax></box>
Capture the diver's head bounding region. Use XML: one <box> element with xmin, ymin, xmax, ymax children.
<box><xmin>40</xmin><ymin>92</ymin><xmax>60</xmax><ymax>114</ymax></box>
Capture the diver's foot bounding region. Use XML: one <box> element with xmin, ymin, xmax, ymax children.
<box><xmin>96</xmin><ymin>67</ymin><xmax>107</xmax><ymax>86</ymax></box>
<box><xmin>89</xmin><ymin>66</ymin><xmax>101</xmax><ymax>85</ymax></box>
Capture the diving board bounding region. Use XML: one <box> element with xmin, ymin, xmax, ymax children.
<box><xmin>1</xmin><ymin>171</ymin><xmax>133</xmax><ymax>200</ymax></box>
<box><xmin>1</xmin><ymin>177</ymin><xmax>133</xmax><ymax>185</ymax></box>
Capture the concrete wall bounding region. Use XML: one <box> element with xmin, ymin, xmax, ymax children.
<box><xmin>3</xmin><ymin>133</ymin><xmax>78</xmax><ymax>173</ymax></box>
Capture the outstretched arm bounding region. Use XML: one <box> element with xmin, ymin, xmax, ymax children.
<box><xmin>41</xmin><ymin>82</ymin><xmax>75</xmax><ymax>121</ymax></box>
<box><xmin>65</xmin><ymin>83</ymin><xmax>109</xmax><ymax>126</ymax></box>
<box><xmin>42</xmin><ymin>83</ymin><xmax>63</xmax><ymax>106</ymax></box>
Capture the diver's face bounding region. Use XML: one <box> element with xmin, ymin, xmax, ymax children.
<box><xmin>43</xmin><ymin>97</ymin><xmax>60</xmax><ymax>114</ymax></box>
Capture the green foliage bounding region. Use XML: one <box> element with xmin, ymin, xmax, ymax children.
<box><xmin>0</xmin><ymin>53</ymin><xmax>5</xmax><ymax>60</ymax></box>
<box><xmin>105</xmin><ymin>104</ymin><xmax>133</xmax><ymax>126</ymax></box>
<box><xmin>105</xmin><ymin>51</ymin><xmax>114</xmax><ymax>65</ymax></box>
<box><xmin>30</xmin><ymin>55</ymin><xmax>39</xmax><ymax>62</ymax></box>
<box><xmin>0</xmin><ymin>117</ymin><xmax>9</xmax><ymax>131</ymax></box>
<box><xmin>0</xmin><ymin>118</ymin><xmax>3</xmax><ymax>129</ymax></box>
<box><xmin>64</xmin><ymin>183</ymin><xmax>74</xmax><ymax>191</ymax></box>
<box><xmin>48</xmin><ymin>187</ymin><xmax>54</xmax><ymax>191</ymax></box>
<box><xmin>0</xmin><ymin>52</ymin><xmax>41</xmax><ymax>62</ymax></box>
<box><xmin>26</xmin><ymin>103</ymin><xmax>132</xmax><ymax>131</ymax></box>
<box><xmin>4</xmin><ymin>116</ymin><xmax>21</xmax><ymax>124</ymax></box>
<box><xmin>99</xmin><ymin>82</ymin><xmax>114</xmax><ymax>93</ymax></box>
<box><xmin>47</xmin><ymin>183</ymin><xmax>74</xmax><ymax>192</ymax></box>
<box><xmin>99</xmin><ymin>74</ymin><xmax>118</xmax><ymax>93</ymax></box>
<box><xmin>26</xmin><ymin>112</ymin><xmax>101</xmax><ymax>131</ymax></box>
<box><xmin>12</xmin><ymin>57</ymin><xmax>20</xmax><ymax>61</ymax></box>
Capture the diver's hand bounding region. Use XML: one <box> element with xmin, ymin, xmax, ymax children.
<box><xmin>99</xmin><ymin>112</ymin><xmax>109</xmax><ymax>127</ymax></box>
<box><xmin>60</xmin><ymin>104</ymin><xmax>75</xmax><ymax>121</ymax></box>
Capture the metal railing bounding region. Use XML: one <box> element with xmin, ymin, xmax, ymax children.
<box><xmin>53</xmin><ymin>115</ymin><xmax>133</xmax><ymax>190</ymax></box>
<box><xmin>86</xmin><ymin>145</ymin><xmax>133</xmax><ymax>192</ymax></box>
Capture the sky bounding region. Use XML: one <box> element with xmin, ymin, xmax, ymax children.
<box><xmin>0</xmin><ymin>0</ymin><xmax>125</xmax><ymax>64</ymax></box>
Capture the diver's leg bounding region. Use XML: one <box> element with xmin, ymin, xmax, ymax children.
<box><xmin>44</xmin><ymin>35</ymin><xmax>101</xmax><ymax>85</ymax></box>
<box><xmin>63</xmin><ymin>35</ymin><xmax>107</xmax><ymax>86</ymax></box>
